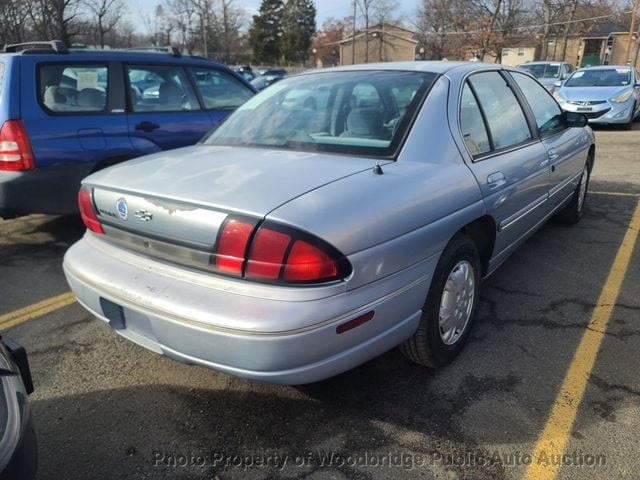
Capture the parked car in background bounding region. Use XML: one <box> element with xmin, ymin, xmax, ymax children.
<box><xmin>517</xmin><ymin>61</ymin><xmax>574</xmax><ymax>92</ymax></box>
<box><xmin>553</xmin><ymin>65</ymin><xmax>640</xmax><ymax>129</ymax></box>
<box><xmin>250</xmin><ymin>74</ymin><xmax>285</xmax><ymax>91</ymax></box>
<box><xmin>0</xmin><ymin>41</ymin><xmax>255</xmax><ymax>219</ymax></box>
<box><xmin>233</xmin><ymin>65</ymin><xmax>255</xmax><ymax>82</ymax></box>
<box><xmin>0</xmin><ymin>336</ymin><xmax>36</xmax><ymax>480</ymax></box>
<box><xmin>257</xmin><ymin>68</ymin><xmax>288</xmax><ymax>77</ymax></box>
<box><xmin>64</xmin><ymin>62</ymin><xmax>594</xmax><ymax>384</ymax></box>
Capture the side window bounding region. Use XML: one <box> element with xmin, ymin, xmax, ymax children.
<box><xmin>460</xmin><ymin>84</ymin><xmax>491</xmax><ymax>155</ymax></box>
<box><xmin>510</xmin><ymin>72</ymin><xmax>564</xmax><ymax>134</ymax></box>
<box><xmin>127</xmin><ymin>65</ymin><xmax>199</xmax><ymax>113</ymax></box>
<box><xmin>468</xmin><ymin>72</ymin><xmax>532</xmax><ymax>150</ymax></box>
<box><xmin>40</xmin><ymin>64</ymin><xmax>108</xmax><ymax>113</ymax></box>
<box><xmin>188</xmin><ymin>67</ymin><xmax>253</xmax><ymax>110</ymax></box>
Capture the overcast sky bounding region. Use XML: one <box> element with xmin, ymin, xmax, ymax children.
<box><xmin>133</xmin><ymin>0</ymin><xmax>416</xmax><ymax>32</ymax></box>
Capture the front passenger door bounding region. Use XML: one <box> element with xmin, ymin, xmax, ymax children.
<box><xmin>509</xmin><ymin>71</ymin><xmax>589</xmax><ymax>208</ymax></box>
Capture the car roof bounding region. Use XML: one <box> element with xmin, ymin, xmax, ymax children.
<box><xmin>520</xmin><ymin>61</ymin><xmax>566</xmax><ymax>65</ymax></box>
<box><xmin>0</xmin><ymin>49</ymin><xmax>228</xmax><ymax>68</ymax></box>
<box><xmin>577</xmin><ymin>65</ymin><xmax>633</xmax><ymax>70</ymax></box>
<box><xmin>299</xmin><ymin>61</ymin><xmax>521</xmax><ymax>76</ymax></box>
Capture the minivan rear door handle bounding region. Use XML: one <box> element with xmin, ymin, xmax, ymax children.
<box><xmin>135</xmin><ymin>121</ymin><xmax>160</xmax><ymax>132</ymax></box>
<box><xmin>487</xmin><ymin>171</ymin><xmax>506</xmax><ymax>189</ymax></box>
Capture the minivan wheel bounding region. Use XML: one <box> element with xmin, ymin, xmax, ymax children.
<box><xmin>400</xmin><ymin>234</ymin><xmax>481</xmax><ymax>368</ymax></box>
<box><xmin>556</xmin><ymin>160</ymin><xmax>590</xmax><ymax>224</ymax></box>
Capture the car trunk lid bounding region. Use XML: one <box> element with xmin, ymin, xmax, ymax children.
<box><xmin>85</xmin><ymin>145</ymin><xmax>381</xmax><ymax>268</ymax></box>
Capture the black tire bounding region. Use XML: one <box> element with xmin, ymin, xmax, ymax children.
<box><xmin>556</xmin><ymin>156</ymin><xmax>591</xmax><ymax>224</ymax></box>
<box><xmin>400</xmin><ymin>233</ymin><xmax>481</xmax><ymax>368</ymax></box>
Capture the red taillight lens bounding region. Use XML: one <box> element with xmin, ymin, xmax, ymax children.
<box><xmin>246</xmin><ymin>228</ymin><xmax>291</xmax><ymax>279</ymax></box>
<box><xmin>78</xmin><ymin>187</ymin><xmax>104</xmax><ymax>234</ymax></box>
<box><xmin>213</xmin><ymin>218</ymin><xmax>350</xmax><ymax>284</ymax></box>
<box><xmin>0</xmin><ymin>120</ymin><xmax>35</xmax><ymax>171</ymax></box>
<box><xmin>215</xmin><ymin>219</ymin><xmax>256</xmax><ymax>275</ymax></box>
<box><xmin>283</xmin><ymin>240</ymin><xmax>339</xmax><ymax>282</ymax></box>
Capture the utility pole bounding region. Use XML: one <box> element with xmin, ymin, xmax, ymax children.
<box><xmin>352</xmin><ymin>0</ymin><xmax>356</xmax><ymax>64</ymax></box>
<box><xmin>561</xmin><ymin>0</ymin><xmax>578</xmax><ymax>62</ymax></box>
<box><xmin>625</xmin><ymin>0</ymin><xmax>639</xmax><ymax>64</ymax></box>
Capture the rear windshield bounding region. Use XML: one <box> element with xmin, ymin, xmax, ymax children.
<box><xmin>519</xmin><ymin>64</ymin><xmax>560</xmax><ymax>79</ymax></box>
<box><xmin>203</xmin><ymin>70</ymin><xmax>437</xmax><ymax>157</ymax></box>
<box><xmin>564</xmin><ymin>68</ymin><xmax>631</xmax><ymax>87</ymax></box>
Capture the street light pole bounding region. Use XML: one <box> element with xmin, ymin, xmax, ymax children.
<box><xmin>626</xmin><ymin>0</ymin><xmax>639</xmax><ymax>64</ymax></box>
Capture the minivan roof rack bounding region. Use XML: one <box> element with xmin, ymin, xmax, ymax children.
<box><xmin>3</xmin><ymin>40</ymin><xmax>68</xmax><ymax>54</ymax></box>
<box><xmin>123</xmin><ymin>46</ymin><xmax>181</xmax><ymax>57</ymax></box>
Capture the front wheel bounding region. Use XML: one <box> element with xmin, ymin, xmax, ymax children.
<box><xmin>556</xmin><ymin>160</ymin><xmax>591</xmax><ymax>224</ymax></box>
<box><xmin>400</xmin><ymin>234</ymin><xmax>481</xmax><ymax>368</ymax></box>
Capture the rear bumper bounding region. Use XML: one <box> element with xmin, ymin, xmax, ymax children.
<box><xmin>63</xmin><ymin>234</ymin><xmax>436</xmax><ymax>384</ymax></box>
<box><xmin>0</xmin><ymin>163</ymin><xmax>93</xmax><ymax>218</ymax></box>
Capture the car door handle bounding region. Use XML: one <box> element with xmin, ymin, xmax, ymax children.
<box><xmin>548</xmin><ymin>149</ymin><xmax>560</xmax><ymax>162</ymax></box>
<box><xmin>487</xmin><ymin>172</ymin><xmax>506</xmax><ymax>189</ymax></box>
<box><xmin>135</xmin><ymin>121</ymin><xmax>160</xmax><ymax>132</ymax></box>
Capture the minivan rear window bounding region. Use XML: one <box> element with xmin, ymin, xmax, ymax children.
<box><xmin>39</xmin><ymin>64</ymin><xmax>109</xmax><ymax>114</ymax></box>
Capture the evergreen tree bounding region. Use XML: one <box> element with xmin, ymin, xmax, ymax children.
<box><xmin>248</xmin><ymin>0</ymin><xmax>285</xmax><ymax>64</ymax></box>
<box><xmin>281</xmin><ymin>0</ymin><xmax>316</xmax><ymax>63</ymax></box>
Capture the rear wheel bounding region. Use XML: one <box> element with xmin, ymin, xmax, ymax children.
<box><xmin>556</xmin><ymin>158</ymin><xmax>591</xmax><ymax>224</ymax></box>
<box><xmin>400</xmin><ymin>234</ymin><xmax>481</xmax><ymax>368</ymax></box>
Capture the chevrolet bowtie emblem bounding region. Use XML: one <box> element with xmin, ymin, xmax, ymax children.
<box><xmin>134</xmin><ymin>210</ymin><xmax>153</xmax><ymax>222</ymax></box>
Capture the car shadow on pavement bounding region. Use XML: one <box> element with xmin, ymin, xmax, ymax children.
<box><xmin>0</xmin><ymin>215</ymin><xmax>84</xmax><ymax>266</ymax></box>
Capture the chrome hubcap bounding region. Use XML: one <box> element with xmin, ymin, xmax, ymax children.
<box><xmin>439</xmin><ymin>260</ymin><xmax>475</xmax><ymax>345</ymax></box>
<box><xmin>578</xmin><ymin>165</ymin><xmax>589</xmax><ymax>211</ymax></box>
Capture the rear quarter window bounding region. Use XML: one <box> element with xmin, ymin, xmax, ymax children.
<box><xmin>39</xmin><ymin>64</ymin><xmax>108</xmax><ymax>114</ymax></box>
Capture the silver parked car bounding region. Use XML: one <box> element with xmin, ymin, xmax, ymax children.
<box><xmin>64</xmin><ymin>62</ymin><xmax>595</xmax><ymax>384</ymax></box>
<box><xmin>517</xmin><ymin>61</ymin><xmax>574</xmax><ymax>92</ymax></box>
<box><xmin>553</xmin><ymin>65</ymin><xmax>640</xmax><ymax>129</ymax></box>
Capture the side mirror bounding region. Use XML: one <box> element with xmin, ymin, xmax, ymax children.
<box><xmin>564</xmin><ymin>111</ymin><xmax>588</xmax><ymax>128</ymax></box>
<box><xmin>553</xmin><ymin>80</ymin><xmax>563</xmax><ymax>88</ymax></box>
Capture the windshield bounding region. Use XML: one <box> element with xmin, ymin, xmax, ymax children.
<box><xmin>520</xmin><ymin>64</ymin><xmax>560</xmax><ymax>79</ymax></box>
<box><xmin>204</xmin><ymin>70</ymin><xmax>437</xmax><ymax>157</ymax></box>
<box><xmin>565</xmin><ymin>68</ymin><xmax>631</xmax><ymax>87</ymax></box>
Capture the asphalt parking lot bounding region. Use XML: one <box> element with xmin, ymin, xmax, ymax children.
<box><xmin>1</xmin><ymin>125</ymin><xmax>639</xmax><ymax>480</ymax></box>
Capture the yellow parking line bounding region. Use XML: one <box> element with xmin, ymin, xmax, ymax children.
<box><xmin>0</xmin><ymin>292</ymin><xmax>76</xmax><ymax>331</ymax></box>
<box><xmin>590</xmin><ymin>191</ymin><xmax>640</xmax><ymax>197</ymax></box>
<box><xmin>524</xmin><ymin>198</ymin><xmax>640</xmax><ymax>480</ymax></box>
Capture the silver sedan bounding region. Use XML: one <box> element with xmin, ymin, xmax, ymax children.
<box><xmin>64</xmin><ymin>62</ymin><xmax>595</xmax><ymax>384</ymax></box>
<box><xmin>553</xmin><ymin>65</ymin><xmax>640</xmax><ymax>129</ymax></box>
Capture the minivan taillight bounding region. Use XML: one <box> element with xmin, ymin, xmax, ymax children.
<box><xmin>78</xmin><ymin>187</ymin><xmax>104</xmax><ymax>234</ymax></box>
<box><xmin>0</xmin><ymin>120</ymin><xmax>35</xmax><ymax>171</ymax></box>
<box><xmin>214</xmin><ymin>217</ymin><xmax>351</xmax><ymax>284</ymax></box>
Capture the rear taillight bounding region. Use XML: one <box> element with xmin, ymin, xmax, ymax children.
<box><xmin>214</xmin><ymin>218</ymin><xmax>350</xmax><ymax>284</ymax></box>
<box><xmin>0</xmin><ymin>120</ymin><xmax>35</xmax><ymax>171</ymax></box>
<box><xmin>78</xmin><ymin>187</ymin><xmax>104</xmax><ymax>234</ymax></box>
<box><xmin>214</xmin><ymin>218</ymin><xmax>257</xmax><ymax>275</ymax></box>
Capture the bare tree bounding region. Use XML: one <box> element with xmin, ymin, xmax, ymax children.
<box><xmin>84</xmin><ymin>0</ymin><xmax>125</xmax><ymax>48</ymax></box>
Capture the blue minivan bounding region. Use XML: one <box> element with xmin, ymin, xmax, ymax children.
<box><xmin>0</xmin><ymin>42</ymin><xmax>255</xmax><ymax>218</ymax></box>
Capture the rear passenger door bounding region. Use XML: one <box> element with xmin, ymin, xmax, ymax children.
<box><xmin>459</xmin><ymin>71</ymin><xmax>551</xmax><ymax>257</ymax></box>
<box><xmin>509</xmin><ymin>71</ymin><xmax>589</xmax><ymax>207</ymax></box>
<box><xmin>126</xmin><ymin>64</ymin><xmax>213</xmax><ymax>153</ymax></box>
<box><xmin>186</xmin><ymin>66</ymin><xmax>254</xmax><ymax>128</ymax></box>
